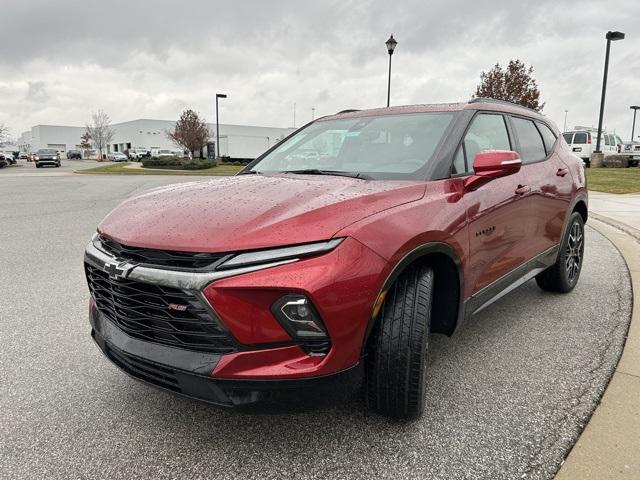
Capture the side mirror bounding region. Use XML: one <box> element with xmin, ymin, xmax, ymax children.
<box><xmin>463</xmin><ymin>150</ymin><xmax>521</xmax><ymax>190</ymax></box>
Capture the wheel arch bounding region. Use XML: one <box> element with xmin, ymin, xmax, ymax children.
<box><xmin>361</xmin><ymin>241</ymin><xmax>464</xmax><ymax>355</ymax></box>
<box><xmin>572</xmin><ymin>198</ymin><xmax>588</xmax><ymax>223</ymax></box>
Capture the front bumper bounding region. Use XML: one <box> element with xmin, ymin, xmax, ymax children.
<box><xmin>90</xmin><ymin>304</ymin><xmax>362</xmax><ymax>408</ymax></box>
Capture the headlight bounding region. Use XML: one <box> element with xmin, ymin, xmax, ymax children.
<box><xmin>217</xmin><ymin>238</ymin><xmax>343</xmax><ymax>270</ymax></box>
<box><xmin>34</xmin><ymin>156</ymin><xmax>39</xmax><ymax>160</ymax></box>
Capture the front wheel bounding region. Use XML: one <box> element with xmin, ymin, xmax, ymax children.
<box><xmin>366</xmin><ymin>264</ymin><xmax>434</xmax><ymax>419</ymax></box>
<box><xmin>536</xmin><ymin>212</ymin><xmax>585</xmax><ymax>293</ymax></box>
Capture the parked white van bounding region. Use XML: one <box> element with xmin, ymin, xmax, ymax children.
<box><xmin>562</xmin><ymin>130</ymin><xmax>622</xmax><ymax>165</ymax></box>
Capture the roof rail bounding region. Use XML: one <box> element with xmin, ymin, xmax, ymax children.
<box><xmin>468</xmin><ymin>97</ymin><xmax>540</xmax><ymax>114</ymax></box>
<box><xmin>336</xmin><ymin>109</ymin><xmax>360</xmax><ymax>114</ymax></box>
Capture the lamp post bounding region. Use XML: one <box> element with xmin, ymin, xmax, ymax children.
<box><xmin>385</xmin><ymin>34</ymin><xmax>398</xmax><ymax>107</ymax></box>
<box><xmin>630</xmin><ymin>106</ymin><xmax>640</xmax><ymax>142</ymax></box>
<box><xmin>215</xmin><ymin>93</ymin><xmax>227</xmax><ymax>158</ymax></box>
<box><xmin>564</xmin><ymin>110</ymin><xmax>568</xmax><ymax>132</ymax></box>
<box><xmin>595</xmin><ymin>31</ymin><xmax>625</xmax><ymax>153</ymax></box>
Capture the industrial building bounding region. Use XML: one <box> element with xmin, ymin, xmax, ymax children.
<box><xmin>17</xmin><ymin>119</ymin><xmax>295</xmax><ymax>160</ymax></box>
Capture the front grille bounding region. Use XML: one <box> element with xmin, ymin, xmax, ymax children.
<box><xmin>97</xmin><ymin>235</ymin><xmax>225</xmax><ymax>270</ymax></box>
<box><xmin>106</xmin><ymin>345</ymin><xmax>181</xmax><ymax>392</ymax></box>
<box><xmin>86</xmin><ymin>264</ymin><xmax>237</xmax><ymax>353</ymax></box>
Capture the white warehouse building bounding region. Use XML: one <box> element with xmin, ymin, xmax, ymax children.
<box><xmin>18</xmin><ymin>119</ymin><xmax>296</xmax><ymax>160</ymax></box>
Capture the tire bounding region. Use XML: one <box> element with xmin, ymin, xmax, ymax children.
<box><xmin>536</xmin><ymin>212</ymin><xmax>585</xmax><ymax>293</ymax></box>
<box><xmin>35</xmin><ymin>163</ymin><xmax>41</xmax><ymax>168</ymax></box>
<box><xmin>366</xmin><ymin>264</ymin><xmax>434</xmax><ymax>419</ymax></box>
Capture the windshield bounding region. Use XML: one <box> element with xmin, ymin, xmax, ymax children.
<box><xmin>251</xmin><ymin>112</ymin><xmax>456</xmax><ymax>180</ymax></box>
<box><xmin>37</xmin><ymin>149</ymin><xmax>57</xmax><ymax>154</ymax></box>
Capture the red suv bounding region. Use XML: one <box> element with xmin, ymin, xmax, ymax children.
<box><xmin>85</xmin><ymin>99</ymin><xmax>587</xmax><ymax>418</ymax></box>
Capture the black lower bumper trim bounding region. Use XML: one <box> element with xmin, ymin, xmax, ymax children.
<box><xmin>91</xmin><ymin>306</ymin><xmax>363</xmax><ymax>410</ymax></box>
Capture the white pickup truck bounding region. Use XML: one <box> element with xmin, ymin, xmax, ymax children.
<box><xmin>621</xmin><ymin>142</ymin><xmax>640</xmax><ymax>166</ymax></box>
<box><xmin>128</xmin><ymin>147</ymin><xmax>150</xmax><ymax>160</ymax></box>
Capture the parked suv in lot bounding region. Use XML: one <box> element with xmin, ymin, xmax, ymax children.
<box><xmin>85</xmin><ymin>99</ymin><xmax>587</xmax><ymax>418</ymax></box>
<box><xmin>35</xmin><ymin>149</ymin><xmax>61</xmax><ymax>168</ymax></box>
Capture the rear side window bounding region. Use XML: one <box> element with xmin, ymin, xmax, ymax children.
<box><xmin>604</xmin><ymin>135</ymin><xmax>611</xmax><ymax>146</ymax></box>
<box><xmin>563</xmin><ymin>133</ymin><xmax>573</xmax><ymax>144</ymax></box>
<box><xmin>511</xmin><ymin>117</ymin><xmax>546</xmax><ymax>163</ymax></box>
<box><xmin>573</xmin><ymin>132</ymin><xmax>587</xmax><ymax>144</ymax></box>
<box><xmin>452</xmin><ymin>113</ymin><xmax>511</xmax><ymax>175</ymax></box>
<box><xmin>537</xmin><ymin>122</ymin><xmax>557</xmax><ymax>154</ymax></box>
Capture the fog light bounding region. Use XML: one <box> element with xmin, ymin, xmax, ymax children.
<box><xmin>272</xmin><ymin>295</ymin><xmax>328</xmax><ymax>340</ymax></box>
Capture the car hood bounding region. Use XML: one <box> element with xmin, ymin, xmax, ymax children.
<box><xmin>98</xmin><ymin>174</ymin><xmax>426</xmax><ymax>252</ymax></box>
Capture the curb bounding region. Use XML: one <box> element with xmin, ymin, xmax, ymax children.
<box><xmin>555</xmin><ymin>215</ymin><xmax>640</xmax><ymax>479</ymax></box>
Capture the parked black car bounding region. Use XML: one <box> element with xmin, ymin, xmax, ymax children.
<box><xmin>35</xmin><ymin>149</ymin><xmax>61</xmax><ymax>168</ymax></box>
<box><xmin>67</xmin><ymin>149</ymin><xmax>82</xmax><ymax>159</ymax></box>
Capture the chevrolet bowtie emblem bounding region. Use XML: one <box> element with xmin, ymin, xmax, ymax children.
<box><xmin>104</xmin><ymin>261</ymin><xmax>135</xmax><ymax>280</ymax></box>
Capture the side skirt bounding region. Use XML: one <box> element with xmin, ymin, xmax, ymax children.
<box><xmin>463</xmin><ymin>244</ymin><xmax>560</xmax><ymax>320</ymax></box>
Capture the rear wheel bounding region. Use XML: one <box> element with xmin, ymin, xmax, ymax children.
<box><xmin>366</xmin><ymin>264</ymin><xmax>434</xmax><ymax>419</ymax></box>
<box><xmin>536</xmin><ymin>212</ymin><xmax>585</xmax><ymax>293</ymax></box>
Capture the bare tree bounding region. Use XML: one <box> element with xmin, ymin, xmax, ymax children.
<box><xmin>167</xmin><ymin>109</ymin><xmax>209</xmax><ymax>158</ymax></box>
<box><xmin>85</xmin><ymin>110</ymin><xmax>115</xmax><ymax>160</ymax></box>
<box><xmin>0</xmin><ymin>123</ymin><xmax>8</xmax><ymax>144</ymax></box>
<box><xmin>474</xmin><ymin>60</ymin><xmax>545</xmax><ymax>112</ymax></box>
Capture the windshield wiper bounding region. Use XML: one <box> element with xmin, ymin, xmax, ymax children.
<box><xmin>283</xmin><ymin>169</ymin><xmax>372</xmax><ymax>180</ymax></box>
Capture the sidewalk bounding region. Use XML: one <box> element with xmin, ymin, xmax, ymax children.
<box><xmin>555</xmin><ymin>192</ymin><xmax>640</xmax><ymax>479</ymax></box>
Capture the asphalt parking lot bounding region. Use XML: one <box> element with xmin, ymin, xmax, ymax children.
<box><xmin>0</xmin><ymin>174</ymin><xmax>632</xmax><ymax>480</ymax></box>
<box><xmin>0</xmin><ymin>159</ymin><xmax>99</xmax><ymax>176</ymax></box>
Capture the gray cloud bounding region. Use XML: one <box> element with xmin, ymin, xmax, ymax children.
<box><xmin>25</xmin><ymin>81</ymin><xmax>49</xmax><ymax>102</ymax></box>
<box><xmin>0</xmin><ymin>0</ymin><xmax>638</xmax><ymax>139</ymax></box>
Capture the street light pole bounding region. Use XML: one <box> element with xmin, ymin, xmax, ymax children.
<box><xmin>385</xmin><ymin>34</ymin><xmax>397</xmax><ymax>107</ymax></box>
<box><xmin>564</xmin><ymin>110</ymin><xmax>568</xmax><ymax>132</ymax></box>
<box><xmin>630</xmin><ymin>106</ymin><xmax>640</xmax><ymax>142</ymax></box>
<box><xmin>595</xmin><ymin>31</ymin><xmax>625</xmax><ymax>153</ymax></box>
<box><xmin>215</xmin><ymin>93</ymin><xmax>227</xmax><ymax>159</ymax></box>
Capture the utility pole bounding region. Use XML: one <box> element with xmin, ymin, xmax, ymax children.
<box><xmin>215</xmin><ymin>93</ymin><xmax>227</xmax><ymax>158</ymax></box>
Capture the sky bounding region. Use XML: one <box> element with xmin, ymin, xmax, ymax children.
<box><xmin>1</xmin><ymin>0</ymin><xmax>639</xmax><ymax>140</ymax></box>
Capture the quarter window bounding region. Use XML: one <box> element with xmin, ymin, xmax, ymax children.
<box><xmin>512</xmin><ymin>117</ymin><xmax>547</xmax><ymax>163</ymax></box>
<box><xmin>536</xmin><ymin>122</ymin><xmax>557</xmax><ymax>154</ymax></box>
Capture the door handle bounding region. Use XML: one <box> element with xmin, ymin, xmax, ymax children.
<box><xmin>556</xmin><ymin>168</ymin><xmax>569</xmax><ymax>177</ymax></box>
<box><xmin>515</xmin><ymin>185</ymin><xmax>531</xmax><ymax>195</ymax></box>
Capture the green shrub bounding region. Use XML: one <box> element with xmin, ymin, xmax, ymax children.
<box><xmin>142</xmin><ymin>156</ymin><xmax>216</xmax><ymax>170</ymax></box>
<box><xmin>142</xmin><ymin>156</ymin><xmax>182</xmax><ymax>167</ymax></box>
<box><xmin>182</xmin><ymin>159</ymin><xmax>216</xmax><ymax>170</ymax></box>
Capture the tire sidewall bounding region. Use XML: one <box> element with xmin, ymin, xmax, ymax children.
<box><xmin>558</xmin><ymin>212</ymin><xmax>585</xmax><ymax>291</ymax></box>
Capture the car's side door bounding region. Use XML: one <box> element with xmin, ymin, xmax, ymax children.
<box><xmin>454</xmin><ymin>112</ymin><xmax>532</xmax><ymax>299</ymax></box>
<box><xmin>509</xmin><ymin>117</ymin><xmax>572</xmax><ymax>257</ymax></box>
